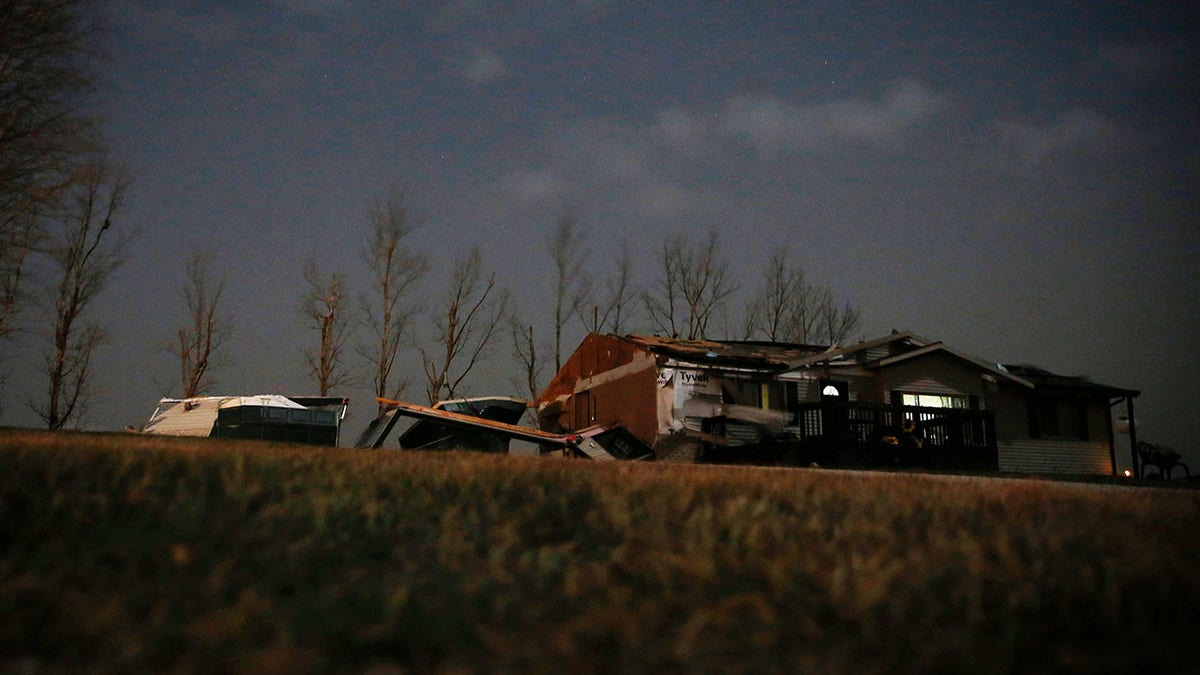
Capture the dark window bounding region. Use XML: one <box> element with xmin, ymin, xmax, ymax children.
<box><xmin>1030</xmin><ymin>397</ymin><xmax>1088</xmax><ymax>440</ymax></box>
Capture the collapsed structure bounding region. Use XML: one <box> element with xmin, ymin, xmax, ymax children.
<box><xmin>355</xmin><ymin>396</ymin><xmax>653</xmax><ymax>460</ymax></box>
<box><xmin>536</xmin><ymin>332</ymin><xmax>1141</xmax><ymax>476</ymax></box>
<box><xmin>140</xmin><ymin>395</ymin><xmax>349</xmax><ymax>447</ymax></box>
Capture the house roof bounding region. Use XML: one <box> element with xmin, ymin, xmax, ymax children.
<box><xmin>865</xmin><ymin>342</ymin><xmax>1035</xmax><ymax>389</ymax></box>
<box><xmin>781</xmin><ymin>331</ymin><xmax>928</xmax><ymax>370</ymax></box>
<box><xmin>999</xmin><ymin>364</ymin><xmax>1140</xmax><ymax>397</ymax></box>
<box><xmin>600</xmin><ymin>333</ymin><xmax>1138</xmax><ymax>399</ymax></box>
<box><xmin>621</xmin><ymin>334</ymin><xmax>825</xmax><ymax>371</ymax></box>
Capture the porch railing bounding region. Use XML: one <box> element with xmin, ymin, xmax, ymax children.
<box><xmin>787</xmin><ymin>401</ymin><xmax>997</xmax><ymax>470</ymax></box>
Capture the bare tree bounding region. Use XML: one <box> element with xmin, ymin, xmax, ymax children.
<box><xmin>508</xmin><ymin>310</ymin><xmax>545</xmax><ymax>416</ymax></box>
<box><xmin>0</xmin><ymin>212</ymin><xmax>36</xmax><ymax>416</ymax></box>
<box><xmin>359</xmin><ymin>192</ymin><xmax>427</xmax><ymax>412</ymax></box>
<box><xmin>301</xmin><ymin>259</ymin><xmax>351</xmax><ymax>396</ymax></box>
<box><xmin>643</xmin><ymin>235</ymin><xmax>681</xmax><ymax>338</ymax></box>
<box><xmin>547</xmin><ymin>212</ymin><xmax>590</xmax><ymax>370</ymax></box>
<box><xmin>818</xmin><ymin>291</ymin><xmax>861</xmax><ymax>346</ymax></box>
<box><xmin>422</xmin><ymin>247</ymin><xmax>509</xmax><ymax>405</ymax></box>
<box><xmin>29</xmin><ymin>161</ymin><xmax>125</xmax><ymax>429</ymax></box>
<box><xmin>0</xmin><ymin>210</ymin><xmax>39</xmax><ymax>342</ymax></box>
<box><xmin>166</xmin><ymin>250</ymin><xmax>231</xmax><ymax>399</ymax></box>
<box><xmin>747</xmin><ymin>245</ymin><xmax>861</xmax><ymax>345</ymax></box>
<box><xmin>642</xmin><ymin>230</ymin><xmax>734</xmax><ymax>340</ymax></box>
<box><xmin>583</xmin><ymin>239</ymin><xmax>636</xmax><ymax>335</ymax></box>
<box><xmin>1</xmin><ymin>0</ymin><xmax>100</xmax><ymax>341</ymax></box>
<box><xmin>747</xmin><ymin>245</ymin><xmax>822</xmax><ymax>343</ymax></box>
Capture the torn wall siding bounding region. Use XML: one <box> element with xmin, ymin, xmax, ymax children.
<box><xmin>537</xmin><ymin>333</ymin><xmax>661</xmax><ymax>444</ymax></box>
<box><xmin>662</xmin><ymin>368</ymin><xmax>722</xmax><ymax>433</ymax></box>
<box><xmin>538</xmin><ymin>333</ymin><xmax>817</xmax><ymax>461</ymax></box>
<box><xmin>657</xmin><ymin>368</ymin><xmax>791</xmax><ymax>431</ymax></box>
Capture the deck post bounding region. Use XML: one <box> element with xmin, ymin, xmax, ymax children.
<box><xmin>1125</xmin><ymin>396</ymin><xmax>1139</xmax><ymax>479</ymax></box>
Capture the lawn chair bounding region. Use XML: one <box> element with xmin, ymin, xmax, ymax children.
<box><xmin>1137</xmin><ymin>442</ymin><xmax>1190</xmax><ymax>480</ymax></box>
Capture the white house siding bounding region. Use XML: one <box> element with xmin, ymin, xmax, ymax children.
<box><xmin>998</xmin><ymin>439</ymin><xmax>1114</xmax><ymax>474</ymax></box>
<box><xmin>991</xmin><ymin>389</ymin><xmax>1116</xmax><ymax>476</ymax></box>
<box><xmin>869</xmin><ymin>353</ymin><xmax>988</xmax><ymax>404</ymax></box>
<box><xmin>793</xmin><ymin>378</ymin><xmax>820</xmax><ymax>402</ymax></box>
<box><xmin>783</xmin><ymin>375</ymin><xmax>847</xmax><ymax>403</ymax></box>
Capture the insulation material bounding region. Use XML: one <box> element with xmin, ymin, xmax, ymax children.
<box><xmin>656</xmin><ymin>368</ymin><xmax>677</xmax><ymax>435</ymax></box>
<box><xmin>674</xmin><ymin>369</ymin><xmax>723</xmax><ymax>428</ymax></box>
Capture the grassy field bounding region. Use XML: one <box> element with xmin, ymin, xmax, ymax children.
<box><xmin>1</xmin><ymin>428</ymin><xmax>1197</xmax><ymax>673</ymax></box>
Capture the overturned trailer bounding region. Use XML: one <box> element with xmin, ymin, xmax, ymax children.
<box><xmin>140</xmin><ymin>395</ymin><xmax>350</xmax><ymax>447</ymax></box>
<box><xmin>355</xmin><ymin>396</ymin><xmax>654</xmax><ymax>461</ymax></box>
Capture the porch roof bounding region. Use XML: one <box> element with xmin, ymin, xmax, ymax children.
<box><xmin>999</xmin><ymin>364</ymin><xmax>1140</xmax><ymax>398</ymax></box>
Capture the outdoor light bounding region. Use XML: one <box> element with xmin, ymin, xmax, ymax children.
<box><xmin>1123</xmin><ymin>469</ymin><xmax>1132</xmax><ymax>478</ymax></box>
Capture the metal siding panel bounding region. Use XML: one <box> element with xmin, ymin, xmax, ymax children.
<box><xmin>873</xmin><ymin>352</ymin><xmax>989</xmax><ymax>401</ymax></box>
<box><xmin>797</xmin><ymin>379</ymin><xmax>820</xmax><ymax>403</ymax></box>
<box><xmin>991</xmin><ymin>378</ymin><xmax>1115</xmax><ymax>475</ymax></box>
<box><xmin>725</xmin><ymin>422</ymin><xmax>761</xmax><ymax>446</ymax></box>
<box><xmin>999</xmin><ymin>439</ymin><xmax>1113</xmax><ymax>475</ymax></box>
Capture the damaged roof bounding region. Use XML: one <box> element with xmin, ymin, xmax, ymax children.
<box><xmin>621</xmin><ymin>334</ymin><xmax>826</xmax><ymax>371</ymax></box>
<box><xmin>620</xmin><ymin>331</ymin><xmax>933</xmax><ymax>372</ymax></box>
<box><xmin>610</xmin><ymin>333</ymin><xmax>1137</xmax><ymax>398</ymax></box>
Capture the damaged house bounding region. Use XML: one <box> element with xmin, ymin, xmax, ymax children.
<box><xmin>536</xmin><ymin>332</ymin><xmax>1141</xmax><ymax>476</ymax></box>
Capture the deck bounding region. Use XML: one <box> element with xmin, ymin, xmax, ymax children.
<box><xmin>702</xmin><ymin>401</ymin><xmax>998</xmax><ymax>470</ymax></box>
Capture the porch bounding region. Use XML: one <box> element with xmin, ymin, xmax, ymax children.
<box><xmin>700</xmin><ymin>402</ymin><xmax>998</xmax><ymax>471</ymax></box>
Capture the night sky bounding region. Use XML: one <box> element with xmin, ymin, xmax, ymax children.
<box><xmin>3</xmin><ymin>1</ymin><xmax>1198</xmax><ymax>468</ymax></box>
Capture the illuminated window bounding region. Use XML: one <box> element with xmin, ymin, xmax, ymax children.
<box><xmin>822</xmin><ymin>385</ymin><xmax>842</xmax><ymax>397</ymax></box>
<box><xmin>902</xmin><ymin>393</ymin><xmax>967</xmax><ymax>409</ymax></box>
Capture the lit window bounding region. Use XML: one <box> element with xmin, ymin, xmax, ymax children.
<box><xmin>902</xmin><ymin>393</ymin><xmax>967</xmax><ymax>409</ymax></box>
<box><xmin>822</xmin><ymin>385</ymin><xmax>841</xmax><ymax>396</ymax></box>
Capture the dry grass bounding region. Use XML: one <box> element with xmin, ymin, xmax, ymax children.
<box><xmin>1</xmin><ymin>428</ymin><xmax>1197</xmax><ymax>673</ymax></box>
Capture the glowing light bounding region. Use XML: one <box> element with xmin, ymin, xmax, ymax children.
<box><xmin>1123</xmin><ymin>469</ymin><xmax>1132</xmax><ymax>478</ymax></box>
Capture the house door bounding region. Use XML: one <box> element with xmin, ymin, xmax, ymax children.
<box><xmin>574</xmin><ymin>391</ymin><xmax>592</xmax><ymax>430</ymax></box>
<box><xmin>819</xmin><ymin>380</ymin><xmax>850</xmax><ymax>459</ymax></box>
<box><xmin>820</xmin><ymin>380</ymin><xmax>848</xmax><ymax>402</ymax></box>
